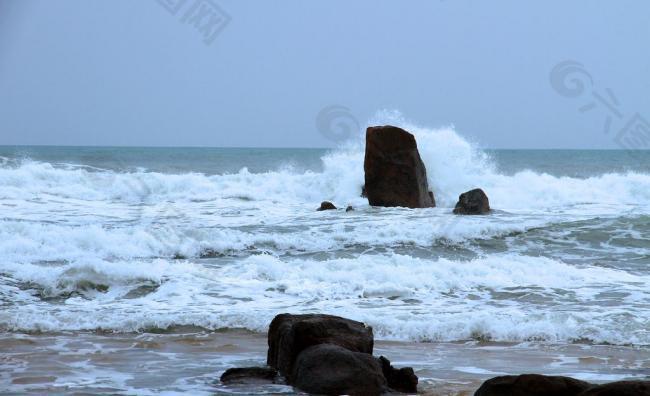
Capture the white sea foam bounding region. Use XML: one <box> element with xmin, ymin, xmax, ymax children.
<box><xmin>0</xmin><ymin>123</ymin><xmax>648</xmax><ymax>262</ymax></box>
<box><xmin>1</xmin><ymin>123</ymin><xmax>650</xmax><ymax>211</ymax></box>
<box><xmin>2</xmin><ymin>253</ymin><xmax>649</xmax><ymax>345</ymax></box>
<box><xmin>0</xmin><ymin>206</ymin><xmax>560</xmax><ymax>263</ymax></box>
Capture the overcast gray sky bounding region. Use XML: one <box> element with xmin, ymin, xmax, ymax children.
<box><xmin>0</xmin><ymin>0</ymin><xmax>648</xmax><ymax>148</ymax></box>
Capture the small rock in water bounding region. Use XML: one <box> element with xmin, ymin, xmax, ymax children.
<box><xmin>578</xmin><ymin>380</ymin><xmax>650</xmax><ymax>396</ymax></box>
<box><xmin>346</xmin><ymin>205</ymin><xmax>354</xmax><ymax>212</ymax></box>
<box><xmin>220</xmin><ymin>366</ymin><xmax>278</xmax><ymax>384</ymax></box>
<box><xmin>378</xmin><ymin>355</ymin><xmax>418</xmax><ymax>393</ymax></box>
<box><xmin>453</xmin><ymin>188</ymin><xmax>490</xmax><ymax>215</ymax></box>
<box><xmin>474</xmin><ymin>374</ymin><xmax>592</xmax><ymax>396</ymax></box>
<box><xmin>317</xmin><ymin>201</ymin><xmax>337</xmax><ymax>211</ymax></box>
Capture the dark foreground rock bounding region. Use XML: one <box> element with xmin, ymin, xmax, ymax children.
<box><xmin>222</xmin><ymin>313</ymin><xmax>415</xmax><ymax>395</ymax></box>
<box><xmin>292</xmin><ymin>344</ymin><xmax>386</xmax><ymax>396</ymax></box>
<box><xmin>453</xmin><ymin>188</ymin><xmax>490</xmax><ymax>215</ymax></box>
<box><xmin>317</xmin><ymin>201</ymin><xmax>337</xmax><ymax>211</ymax></box>
<box><xmin>475</xmin><ymin>374</ymin><xmax>650</xmax><ymax>396</ymax></box>
<box><xmin>219</xmin><ymin>367</ymin><xmax>278</xmax><ymax>384</ymax></box>
<box><xmin>266</xmin><ymin>313</ymin><xmax>374</xmax><ymax>380</ymax></box>
<box><xmin>578</xmin><ymin>381</ymin><xmax>650</xmax><ymax>396</ymax></box>
<box><xmin>474</xmin><ymin>374</ymin><xmax>592</xmax><ymax>396</ymax></box>
<box><xmin>364</xmin><ymin>125</ymin><xmax>436</xmax><ymax>208</ymax></box>
<box><xmin>379</xmin><ymin>356</ymin><xmax>418</xmax><ymax>393</ymax></box>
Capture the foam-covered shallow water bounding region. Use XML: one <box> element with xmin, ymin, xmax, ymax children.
<box><xmin>1</xmin><ymin>116</ymin><xmax>650</xmax><ymax>393</ymax></box>
<box><xmin>2</xmin><ymin>331</ymin><xmax>649</xmax><ymax>395</ymax></box>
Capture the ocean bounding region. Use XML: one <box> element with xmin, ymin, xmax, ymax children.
<box><xmin>1</xmin><ymin>124</ymin><xmax>650</xmax><ymax>394</ymax></box>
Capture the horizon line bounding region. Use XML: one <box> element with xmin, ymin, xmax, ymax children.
<box><xmin>0</xmin><ymin>144</ymin><xmax>647</xmax><ymax>151</ymax></box>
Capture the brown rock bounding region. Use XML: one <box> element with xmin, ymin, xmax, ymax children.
<box><xmin>266</xmin><ymin>313</ymin><xmax>373</xmax><ymax>381</ymax></box>
<box><xmin>474</xmin><ymin>374</ymin><xmax>593</xmax><ymax>396</ymax></box>
<box><xmin>378</xmin><ymin>355</ymin><xmax>418</xmax><ymax>393</ymax></box>
<box><xmin>364</xmin><ymin>125</ymin><xmax>436</xmax><ymax>208</ymax></box>
<box><xmin>317</xmin><ymin>201</ymin><xmax>336</xmax><ymax>211</ymax></box>
<box><xmin>453</xmin><ymin>188</ymin><xmax>490</xmax><ymax>215</ymax></box>
<box><xmin>220</xmin><ymin>367</ymin><xmax>278</xmax><ymax>384</ymax></box>
<box><xmin>292</xmin><ymin>344</ymin><xmax>386</xmax><ymax>396</ymax></box>
<box><xmin>578</xmin><ymin>381</ymin><xmax>650</xmax><ymax>396</ymax></box>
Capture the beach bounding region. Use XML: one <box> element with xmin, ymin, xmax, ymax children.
<box><xmin>3</xmin><ymin>330</ymin><xmax>649</xmax><ymax>394</ymax></box>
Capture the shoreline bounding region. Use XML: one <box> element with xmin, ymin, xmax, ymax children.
<box><xmin>2</xmin><ymin>330</ymin><xmax>649</xmax><ymax>395</ymax></box>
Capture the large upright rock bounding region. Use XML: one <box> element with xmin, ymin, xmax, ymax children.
<box><xmin>266</xmin><ymin>314</ymin><xmax>374</xmax><ymax>380</ymax></box>
<box><xmin>364</xmin><ymin>125</ymin><xmax>436</xmax><ymax>208</ymax></box>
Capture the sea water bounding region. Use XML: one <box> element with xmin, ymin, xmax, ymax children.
<box><xmin>1</xmin><ymin>121</ymin><xmax>649</xmax><ymax>393</ymax></box>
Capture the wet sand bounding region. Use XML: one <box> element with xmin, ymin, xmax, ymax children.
<box><xmin>1</xmin><ymin>330</ymin><xmax>649</xmax><ymax>395</ymax></box>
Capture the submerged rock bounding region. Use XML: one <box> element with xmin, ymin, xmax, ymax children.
<box><xmin>317</xmin><ymin>201</ymin><xmax>337</xmax><ymax>211</ymax></box>
<box><xmin>378</xmin><ymin>355</ymin><xmax>418</xmax><ymax>393</ymax></box>
<box><xmin>266</xmin><ymin>313</ymin><xmax>374</xmax><ymax>380</ymax></box>
<box><xmin>475</xmin><ymin>374</ymin><xmax>592</xmax><ymax>396</ymax></box>
<box><xmin>364</xmin><ymin>125</ymin><xmax>436</xmax><ymax>208</ymax></box>
<box><xmin>453</xmin><ymin>188</ymin><xmax>490</xmax><ymax>215</ymax></box>
<box><xmin>578</xmin><ymin>381</ymin><xmax>650</xmax><ymax>396</ymax></box>
<box><xmin>292</xmin><ymin>344</ymin><xmax>386</xmax><ymax>396</ymax></box>
<box><xmin>220</xmin><ymin>367</ymin><xmax>278</xmax><ymax>384</ymax></box>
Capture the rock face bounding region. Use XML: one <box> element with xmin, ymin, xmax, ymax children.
<box><xmin>578</xmin><ymin>381</ymin><xmax>650</xmax><ymax>396</ymax></box>
<box><xmin>219</xmin><ymin>367</ymin><xmax>278</xmax><ymax>384</ymax></box>
<box><xmin>266</xmin><ymin>313</ymin><xmax>374</xmax><ymax>381</ymax></box>
<box><xmin>317</xmin><ymin>201</ymin><xmax>337</xmax><ymax>211</ymax></box>
<box><xmin>378</xmin><ymin>356</ymin><xmax>418</xmax><ymax>393</ymax></box>
<box><xmin>292</xmin><ymin>344</ymin><xmax>386</xmax><ymax>396</ymax></box>
<box><xmin>474</xmin><ymin>374</ymin><xmax>593</xmax><ymax>396</ymax></box>
<box><xmin>223</xmin><ymin>313</ymin><xmax>416</xmax><ymax>395</ymax></box>
<box><xmin>453</xmin><ymin>188</ymin><xmax>490</xmax><ymax>215</ymax></box>
<box><xmin>364</xmin><ymin>125</ymin><xmax>436</xmax><ymax>208</ymax></box>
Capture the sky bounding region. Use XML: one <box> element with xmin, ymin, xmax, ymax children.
<box><xmin>0</xmin><ymin>0</ymin><xmax>648</xmax><ymax>148</ymax></box>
